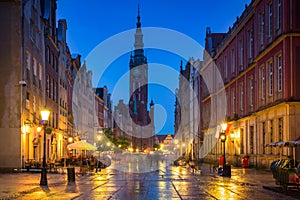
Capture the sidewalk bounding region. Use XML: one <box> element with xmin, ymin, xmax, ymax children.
<box><xmin>0</xmin><ymin>172</ymin><xmax>66</xmax><ymax>200</ymax></box>
<box><xmin>195</xmin><ymin>163</ymin><xmax>276</xmax><ymax>187</ymax></box>
<box><xmin>0</xmin><ymin>169</ymin><xmax>112</xmax><ymax>199</ymax></box>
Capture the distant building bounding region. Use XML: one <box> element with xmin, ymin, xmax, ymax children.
<box><xmin>154</xmin><ymin>133</ymin><xmax>174</xmax><ymax>153</ymax></box>
<box><xmin>113</xmin><ymin>7</ymin><xmax>155</xmax><ymax>151</ymax></box>
<box><xmin>114</xmin><ymin>99</ymin><xmax>132</xmax><ymax>139</ymax></box>
<box><xmin>175</xmin><ymin>59</ymin><xmax>202</xmax><ymax>160</ymax></box>
<box><xmin>72</xmin><ymin>61</ymin><xmax>94</xmax><ymax>144</ymax></box>
<box><xmin>67</xmin><ymin>54</ymin><xmax>81</xmax><ymax>144</ymax></box>
<box><xmin>95</xmin><ymin>86</ymin><xmax>113</xmax><ymax>130</ymax></box>
<box><xmin>128</xmin><ymin>7</ymin><xmax>155</xmax><ymax>151</ymax></box>
<box><xmin>94</xmin><ymin>86</ymin><xmax>114</xmax><ymax>147</ymax></box>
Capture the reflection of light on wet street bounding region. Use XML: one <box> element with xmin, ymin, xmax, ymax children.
<box><xmin>3</xmin><ymin>164</ymin><xmax>296</xmax><ymax>200</ymax></box>
<box><xmin>109</xmin><ymin>152</ymin><xmax>176</xmax><ymax>173</ymax></box>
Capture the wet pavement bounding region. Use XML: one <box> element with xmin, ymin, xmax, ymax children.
<box><xmin>0</xmin><ymin>162</ymin><xmax>299</xmax><ymax>200</ymax></box>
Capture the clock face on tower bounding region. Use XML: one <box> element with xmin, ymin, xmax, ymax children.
<box><xmin>132</xmin><ymin>68</ymin><xmax>142</xmax><ymax>76</ymax></box>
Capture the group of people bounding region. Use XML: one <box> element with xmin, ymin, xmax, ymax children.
<box><xmin>81</xmin><ymin>155</ymin><xmax>102</xmax><ymax>172</ymax></box>
<box><xmin>66</xmin><ymin>154</ymin><xmax>109</xmax><ymax>174</ymax></box>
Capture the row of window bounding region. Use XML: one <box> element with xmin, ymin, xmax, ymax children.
<box><xmin>237</xmin><ymin>117</ymin><xmax>283</xmax><ymax>155</ymax></box>
<box><xmin>59</xmin><ymin>109</ymin><xmax>68</xmax><ymax>118</ymax></box>
<box><xmin>46</xmin><ymin>46</ymin><xmax>58</xmax><ymax>72</ymax></box>
<box><xmin>25</xmin><ymin>91</ymin><xmax>59</xmax><ymax>129</ymax></box>
<box><xmin>25</xmin><ymin>92</ymin><xmax>39</xmax><ymax>113</ymax></box>
<box><xmin>46</xmin><ymin>75</ymin><xmax>58</xmax><ymax>103</ymax></box>
<box><xmin>25</xmin><ymin>51</ymin><xmax>43</xmax><ymax>88</ymax></box>
<box><xmin>259</xmin><ymin>54</ymin><xmax>282</xmax><ymax>99</ymax></box>
<box><xmin>59</xmin><ymin>98</ymin><xmax>68</xmax><ymax>109</ymax></box>
<box><xmin>219</xmin><ymin>0</ymin><xmax>282</xmax><ymax>82</ymax></box>
<box><xmin>29</xmin><ymin>20</ymin><xmax>41</xmax><ymax>49</ymax></box>
<box><xmin>228</xmin><ymin>53</ymin><xmax>282</xmax><ymax>118</ymax></box>
<box><xmin>60</xmin><ymin>78</ymin><xmax>68</xmax><ymax>90</ymax></box>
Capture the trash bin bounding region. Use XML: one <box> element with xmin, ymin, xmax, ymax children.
<box><xmin>242</xmin><ymin>156</ymin><xmax>249</xmax><ymax>168</ymax></box>
<box><xmin>67</xmin><ymin>167</ymin><xmax>75</xmax><ymax>182</ymax></box>
<box><xmin>223</xmin><ymin>164</ymin><xmax>231</xmax><ymax>178</ymax></box>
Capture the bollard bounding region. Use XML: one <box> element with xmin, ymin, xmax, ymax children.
<box><xmin>67</xmin><ymin>167</ymin><xmax>75</xmax><ymax>182</ymax></box>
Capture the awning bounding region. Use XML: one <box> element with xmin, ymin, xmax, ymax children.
<box><xmin>67</xmin><ymin>140</ymin><xmax>97</xmax><ymax>151</ymax></box>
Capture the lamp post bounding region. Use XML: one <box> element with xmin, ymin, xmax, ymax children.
<box><xmin>220</xmin><ymin>123</ymin><xmax>231</xmax><ymax>177</ymax></box>
<box><xmin>40</xmin><ymin>108</ymin><xmax>50</xmax><ymax>186</ymax></box>
<box><xmin>64</xmin><ymin>136</ymin><xmax>73</xmax><ymax>168</ymax></box>
<box><xmin>97</xmin><ymin>128</ymin><xmax>103</xmax><ymax>161</ymax></box>
<box><xmin>220</xmin><ymin>132</ymin><xmax>226</xmax><ymax>170</ymax></box>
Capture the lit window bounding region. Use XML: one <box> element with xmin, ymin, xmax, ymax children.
<box><xmin>33</xmin><ymin>58</ymin><xmax>37</xmax><ymax>76</ymax></box>
<box><xmin>231</xmin><ymin>88</ymin><xmax>235</xmax><ymax>115</ymax></box>
<box><xmin>33</xmin><ymin>95</ymin><xmax>36</xmax><ymax>112</ymax></box>
<box><xmin>39</xmin><ymin>64</ymin><xmax>42</xmax><ymax>80</ymax></box>
<box><xmin>249</xmin><ymin>30</ymin><xmax>253</xmax><ymax>61</ymax></box>
<box><xmin>277</xmin><ymin>55</ymin><xmax>282</xmax><ymax>91</ymax></box>
<box><xmin>240</xmin><ymin>84</ymin><xmax>244</xmax><ymax>114</ymax></box>
<box><xmin>260</xmin><ymin>12</ymin><xmax>265</xmax><ymax>47</ymax></box>
<box><xmin>249</xmin><ymin>77</ymin><xmax>254</xmax><ymax>107</ymax></box>
<box><xmin>277</xmin><ymin>0</ymin><xmax>281</xmax><ymax>29</ymax></box>
<box><xmin>239</xmin><ymin>40</ymin><xmax>243</xmax><ymax>70</ymax></box>
<box><xmin>268</xmin><ymin>3</ymin><xmax>273</xmax><ymax>38</ymax></box>
<box><xmin>262</xmin><ymin>122</ymin><xmax>266</xmax><ymax>154</ymax></box>
<box><xmin>269</xmin><ymin>61</ymin><xmax>273</xmax><ymax>96</ymax></box>
<box><xmin>26</xmin><ymin>52</ymin><xmax>30</xmax><ymax>70</ymax></box>
<box><xmin>231</xmin><ymin>49</ymin><xmax>235</xmax><ymax>74</ymax></box>
<box><xmin>270</xmin><ymin>120</ymin><xmax>273</xmax><ymax>154</ymax></box>
<box><xmin>261</xmin><ymin>67</ymin><xmax>265</xmax><ymax>100</ymax></box>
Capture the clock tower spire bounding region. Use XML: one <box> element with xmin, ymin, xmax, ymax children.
<box><xmin>128</xmin><ymin>5</ymin><xmax>154</xmax><ymax>152</ymax></box>
<box><xmin>130</xmin><ymin>5</ymin><xmax>148</xmax><ymax>117</ymax></box>
<box><xmin>134</xmin><ymin>4</ymin><xmax>144</xmax><ymax>52</ymax></box>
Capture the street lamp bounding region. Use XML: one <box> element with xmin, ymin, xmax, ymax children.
<box><xmin>97</xmin><ymin>128</ymin><xmax>103</xmax><ymax>161</ymax></box>
<box><xmin>40</xmin><ymin>108</ymin><xmax>50</xmax><ymax>186</ymax></box>
<box><xmin>220</xmin><ymin>132</ymin><xmax>226</xmax><ymax>167</ymax></box>
<box><xmin>64</xmin><ymin>136</ymin><xmax>73</xmax><ymax>168</ymax></box>
<box><xmin>220</xmin><ymin>123</ymin><xmax>231</xmax><ymax>177</ymax></box>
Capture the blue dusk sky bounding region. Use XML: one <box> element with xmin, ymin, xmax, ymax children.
<box><xmin>57</xmin><ymin>0</ymin><xmax>251</xmax><ymax>134</ymax></box>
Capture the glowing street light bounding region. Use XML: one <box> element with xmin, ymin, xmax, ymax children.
<box><xmin>220</xmin><ymin>122</ymin><xmax>231</xmax><ymax>178</ymax></box>
<box><xmin>40</xmin><ymin>108</ymin><xmax>50</xmax><ymax>186</ymax></box>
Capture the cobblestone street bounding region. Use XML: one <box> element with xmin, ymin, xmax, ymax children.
<box><xmin>0</xmin><ymin>163</ymin><xmax>299</xmax><ymax>200</ymax></box>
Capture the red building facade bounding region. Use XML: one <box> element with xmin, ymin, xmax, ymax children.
<box><xmin>201</xmin><ymin>0</ymin><xmax>300</xmax><ymax>167</ymax></box>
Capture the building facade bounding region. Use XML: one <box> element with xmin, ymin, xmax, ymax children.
<box><xmin>72</xmin><ymin>61</ymin><xmax>94</xmax><ymax>144</ymax></box>
<box><xmin>0</xmin><ymin>0</ymin><xmax>46</xmax><ymax>171</ymax></box>
<box><xmin>0</xmin><ymin>0</ymin><xmax>82</xmax><ymax>171</ymax></box>
<box><xmin>175</xmin><ymin>59</ymin><xmax>202</xmax><ymax>160</ymax></box>
<box><xmin>94</xmin><ymin>86</ymin><xmax>114</xmax><ymax>146</ymax></box>
<box><xmin>201</xmin><ymin>0</ymin><xmax>300</xmax><ymax>168</ymax></box>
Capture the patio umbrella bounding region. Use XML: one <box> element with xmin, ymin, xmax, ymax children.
<box><xmin>266</xmin><ymin>141</ymin><xmax>286</xmax><ymax>147</ymax></box>
<box><xmin>283</xmin><ymin>137</ymin><xmax>300</xmax><ymax>166</ymax></box>
<box><xmin>266</xmin><ymin>141</ymin><xmax>286</xmax><ymax>159</ymax></box>
<box><xmin>284</xmin><ymin>141</ymin><xmax>300</xmax><ymax>147</ymax></box>
<box><xmin>67</xmin><ymin>140</ymin><xmax>97</xmax><ymax>151</ymax></box>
